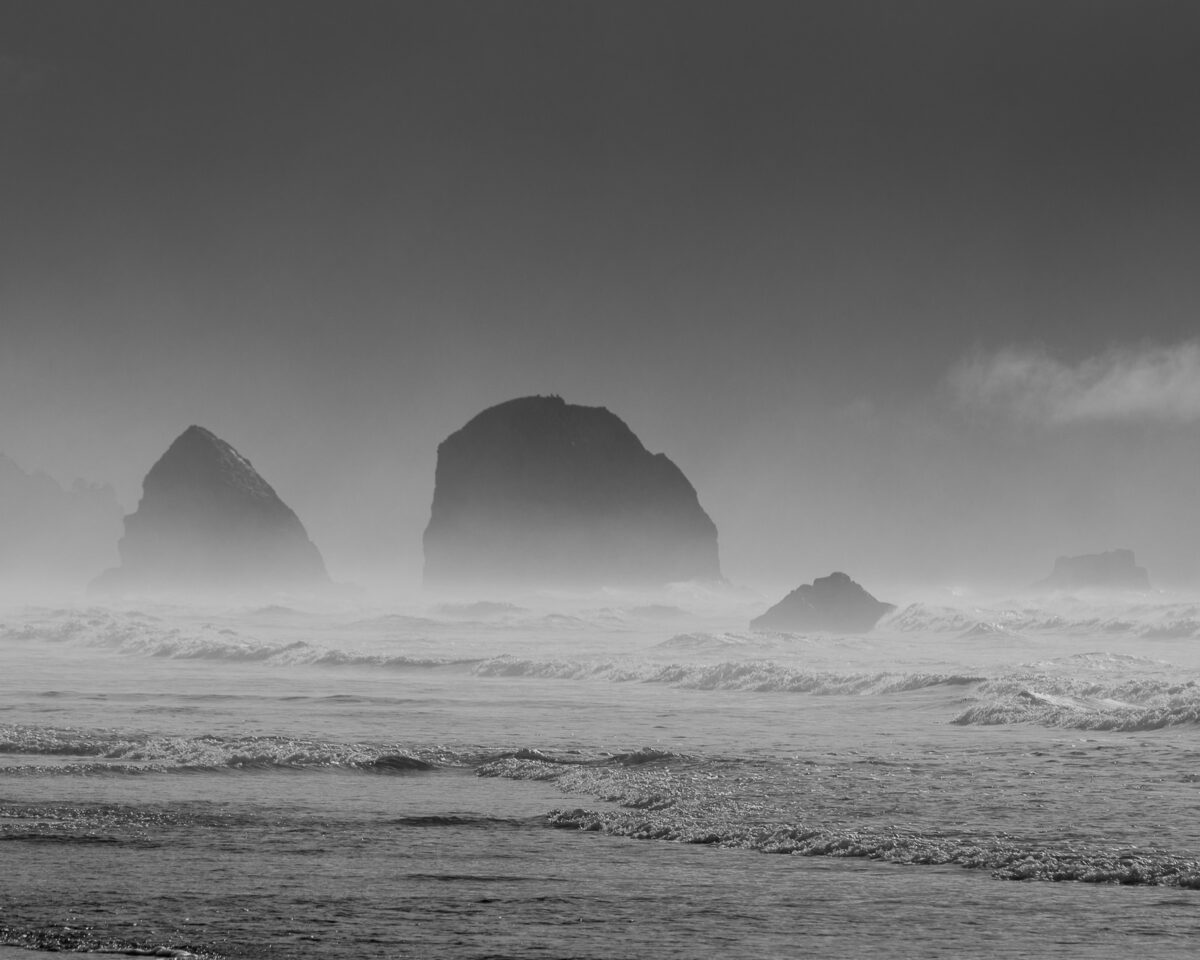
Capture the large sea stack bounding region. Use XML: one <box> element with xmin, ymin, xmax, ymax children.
<box><xmin>751</xmin><ymin>572</ymin><xmax>895</xmax><ymax>634</ymax></box>
<box><xmin>92</xmin><ymin>426</ymin><xmax>328</xmax><ymax>594</ymax></box>
<box><xmin>423</xmin><ymin>395</ymin><xmax>720</xmax><ymax>587</ymax></box>
<box><xmin>1034</xmin><ymin>549</ymin><xmax>1151</xmax><ymax>592</ymax></box>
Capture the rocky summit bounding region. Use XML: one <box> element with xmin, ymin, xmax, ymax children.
<box><xmin>1034</xmin><ymin>549</ymin><xmax>1151</xmax><ymax>592</ymax></box>
<box><xmin>422</xmin><ymin>395</ymin><xmax>720</xmax><ymax>587</ymax></box>
<box><xmin>91</xmin><ymin>426</ymin><xmax>328</xmax><ymax>594</ymax></box>
<box><xmin>751</xmin><ymin>571</ymin><xmax>895</xmax><ymax>634</ymax></box>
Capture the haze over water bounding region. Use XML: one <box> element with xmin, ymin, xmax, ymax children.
<box><xmin>6</xmin><ymin>590</ymin><xmax>1200</xmax><ymax>958</ymax></box>
<box><xmin>5</xmin><ymin>1</ymin><xmax>1200</xmax><ymax>592</ymax></box>
<box><xmin>5</xmin><ymin>2</ymin><xmax>1200</xmax><ymax>957</ymax></box>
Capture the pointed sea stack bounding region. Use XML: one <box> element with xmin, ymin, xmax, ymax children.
<box><xmin>91</xmin><ymin>426</ymin><xmax>328</xmax><ymax>594</ymax></box>
<box><xmin>1034</xmin><ymin>549</ymin><xmax>1151</xmax><ymax>592</ymax></box>
<box><xmin>423</xmin><ymin>396</ymin><xmax>720</xmax><ymax>587</ymax></box>
<box><xmin>751</xmin><ymin>572</ymin><xmax>895</xmax><ymax>634</ymax></box>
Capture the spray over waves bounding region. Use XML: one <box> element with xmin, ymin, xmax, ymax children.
<box><xmin>3</xmin><ymin>609</ymin><xmax>982</xmax><ymax>697</ymax></box>
<box><xmin>884</xmin><ymin>601</ymin><xmax>1200</xmax><ymax>643</ymax></box>
<box><xmin>1</xmin><ymin>609</ymin><xmax>480</xmax><ymax>668</ymax></box>
<box><xmin>11</xmin><ymin>600</ymin><xmax>1200</xmax><ymax>731</ymax></box>
<box><xmin>472</xmin><ymin>654</ymin><xmax>982</xmax><ymax>695</ymax></box>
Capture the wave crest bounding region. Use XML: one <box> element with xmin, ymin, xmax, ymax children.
<box><xmin>472</xmin><ymin>655</ymin><xmax>981</xmax><ymax>695</ymax></box>
<box><xmin>0</xmin><ymin>724</ymin><xmax>442</xmax><ymax>774</ymax></box>
<box><xmin>952</xmin><ymin>674</ymin><xmax>1200</xmax><ymax>730</ymax></box>
<box><xmin>487</xmin><ymin>751</ymin><xmax>1200</xmax><ymax>888</ymax></box>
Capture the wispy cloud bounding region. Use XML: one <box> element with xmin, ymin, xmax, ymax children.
<box><xmin>950</xmin><ymin>341</ymin><xmax>1200</xmax><ymax>424</ymax></box>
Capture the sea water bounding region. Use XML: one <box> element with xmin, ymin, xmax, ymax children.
<box><xmin>4</xmin><ymin>588</ymin><xmax>1200</xmax><ymax>958</ymax></box>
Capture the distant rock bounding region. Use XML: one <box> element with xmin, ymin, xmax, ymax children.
<box><xmin>0</xmin><ymin>453</ymin><xmax>122</xmax><ymax>592</ymax></box>
<box><xmin>750</xmin><ymin>572</ymin><xmax>895</xmax><ymax>634</ymax></box>
<box><xmin>1034</xmin><ymin>549</ymin><xmax>1151</xmax><ymax>592</ymax></box>
<box><xmin>91</xmin><ymin>426</ymin><xmax>328</xmax><ymax>594</ymax></box>
<box><xmin>422</xmin><ymin>395</ymin><xmax>720</xmax><ymax>587</ymax></box>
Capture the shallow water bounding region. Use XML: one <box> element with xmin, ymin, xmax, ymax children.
<box><xmin>4</xmin><ymin>591</ymin><xmax>1200</xmax><ymax>957</ymax></box>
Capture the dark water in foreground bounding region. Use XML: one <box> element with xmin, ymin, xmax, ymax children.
<box><xmin>6</xmin><ymin>769</ymin><xmax>1200</xmax><ymax>960</ymax></box>
<box><xmin>4</xmin><ymin>595</ymin><xmax>1200</xmax><ymax>957</ymax></box>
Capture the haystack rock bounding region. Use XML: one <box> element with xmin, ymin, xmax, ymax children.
<box><xmin>751</xmin><ymin>572</ymin><xmax>895</xmax><ymax>634</ymax></box>
<box><xmin>91</xmin><ymin>426</ymin><xmax>328</xmax><ymax>594</ymax></box>
<box><xmin>1034</xmin><ymin>549</ymin><xmax>1150</xmax><ymax>592</ymax></box>
<box><xmin>422</xmin><ymin>395</ymin><xmax>720</xmax><ymax>587</ymax></box>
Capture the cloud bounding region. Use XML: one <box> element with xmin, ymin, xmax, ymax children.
<box><xmin>949</xmin><ymin>341</ymin><xmax>1200</xmax><ymax>424</ymax></box>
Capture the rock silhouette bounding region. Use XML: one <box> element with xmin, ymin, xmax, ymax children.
<box><xmin>1034</xmin><ymin>549</ymin><xmax>1151</xmax><ymax>592</ymax></box>
<box><xmin>751</xmin><ymin>572</ymin><xmax>895</xmax><ymax>633</ymax></box>
<box><xmin>92</xmin><ymin>426</ymin><xmax>328</xmax><ymax>594</ymax></box>
<box><xmin>423</xmin><ymin>395</ymin><xmax>720</xmax><ymax>587</ymax></box>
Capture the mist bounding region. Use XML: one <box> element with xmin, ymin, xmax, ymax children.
<box><xmin>9</xmin><ymin>9</ymin><xmax>1200</xmax><ymax>955</ymax></box>
<box><xmin>0</xmin><ymin>454</ymin><xmax>121</xmax><ymax>602</ymax></box>
<box><xmin>952</xmin><ymin>341</ymin><xmax>1200</xmax><ymax>425</ymax></box>
<box><xmin>4</xmin><ymin>1</ymin><xmax>1200</xmax><ymax>598</ymax></box>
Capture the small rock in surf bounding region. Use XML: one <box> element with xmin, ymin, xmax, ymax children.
<box><xmin>750</xmin><ymin>571</ymin><xmax>895</xmax><ymax>634</ymax></box>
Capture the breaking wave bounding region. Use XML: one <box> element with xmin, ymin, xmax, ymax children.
<box><xmin>11</xmin><ymin>603</ymin><xmax>1200</xmax><ymax>732</ymax></box>
<box><xmin>953</xmin><ymin>675</ymin><xmax>1200</xmax><ymax>731</ymax></box>
<box><xmin>547</xmin><ymin>806</ymin><xmax>1200</xmax><ymax>885</ymax></box>
<box><xmin>0</xmin><ymin>725</ymin><xmax>693</xmax><ymax>778</ymax></box>
<box><xmin>472</xmin><ymin>655</ymin><xmax>982</xmax><ymax>695</ymax></box>
<box><xmin>485</xmin><ymin>756</ymin><xmax>1200</xmax><ymax>888</ymax></box>
<box><xmin>0</xmin><ymin>610</ymin><xmax>480</xmax><ymax>668</ymax></box>
<box><xmin>0</xmin><ymin>724</ymin><xmax>445</xmax><ymax>775</ymax></box>
<box><xmin>0</xmin><ymin>926</ymin><xmax>205</xmax><ymax>959</ymax></box>
<box><xmin>885</xmin><ymin>601</ymin><xmax>1200</xmax><ymax>642</ymax></box>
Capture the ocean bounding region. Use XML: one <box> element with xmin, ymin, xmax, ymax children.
<box><xmin>4</xmin><ymin>586</ymin><xmax>1200</xmax><ymax>958</ymax></box>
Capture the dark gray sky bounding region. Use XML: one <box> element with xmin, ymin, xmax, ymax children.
<box><xmin>4</xmin><ymin>1</ymin><xmax>1200</xmax><ymax>591</ymax></box>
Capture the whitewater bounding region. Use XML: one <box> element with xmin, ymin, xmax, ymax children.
<box><xmin>4</xmin><ymin>586</ymin><xmax>1200</xmax><ymax>958</ymax></box>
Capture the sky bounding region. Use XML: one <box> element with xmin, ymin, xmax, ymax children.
<box><xmin>3</xmin><ymin>0</ymin><xmax>1200</xmax><ymax>593</ymax></box>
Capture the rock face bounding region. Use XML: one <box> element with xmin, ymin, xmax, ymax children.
<box><xmin>1034</xmin><ymin>549</ymin><xmax>1150</xmax><ymax>592</ymax></box>
<box><xmin>422</xmin><ymin>395</ymin><xmax>720</xmax><ymax>587</ymax></box>
<box><xmin>751</xmin><ymin>572</ymin><xmax>895</xmax><ymax>633</ymax></box>
<box><xmin>92</xmin><ymin>426</ymin><xmax>328</xmax><ymax>594</ymax></box>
